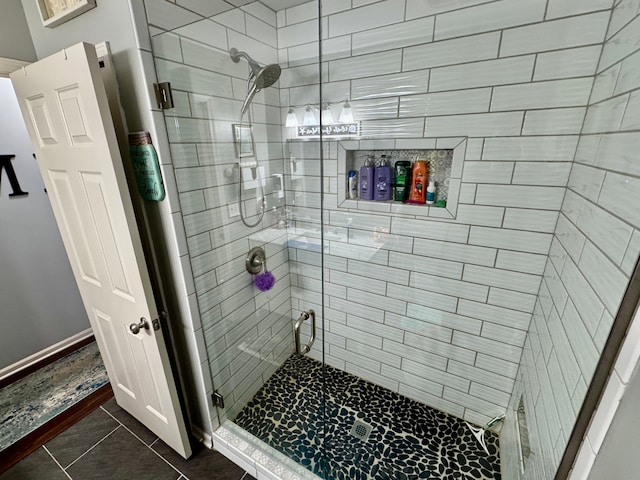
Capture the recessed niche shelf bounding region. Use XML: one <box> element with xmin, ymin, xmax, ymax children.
<box><xmin>337</xmin><ymin>138</ymin><xmax>466</xmax><ymax>219</ymax></box>
<box><xmin>348</xmin><ymin>149</ymin><xmax>453</xmax><ymax>204</ymax></box>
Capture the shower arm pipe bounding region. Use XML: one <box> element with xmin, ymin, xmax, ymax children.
<box><xmin>229</xmin><ymin>48</ymin><xmax>256</xmax><ymax>66</ymax></box>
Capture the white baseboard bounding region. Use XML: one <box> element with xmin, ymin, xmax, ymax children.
<box><xmin>0</xmin><ymin>328</ymin><xmax>94</xmax><ymax>381</ymax></box>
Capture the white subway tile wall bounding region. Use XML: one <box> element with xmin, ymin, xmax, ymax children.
<box><xmin>280</xmin><ymin>1</ymin><xmax>634</xmax><ymax>480</ymax></box>
<box><xmin>143</xmin><ymin>1</ymin><xmax>638</xmax><ymax>479</ymax></box>
<box><xmin>147</xmin><ymin>0</ymin><xmax>294</xmax><ymax>422</ymax></box>
<box><xmin>275</xmin><ymin>0</ymin><xmax>608</xmax><ymax>440</ymax></box>
<box><xmin>502</xmin><ymin>3</ymin><xmax>640</xmax><ymax>479</ymax></box>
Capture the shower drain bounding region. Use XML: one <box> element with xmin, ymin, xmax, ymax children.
<box><xmin>349</xmin><ymin>419</ymin><xmax>373</xmax><ymax>442</ymax></box>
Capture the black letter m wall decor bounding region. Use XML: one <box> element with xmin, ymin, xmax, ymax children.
<box><xmin>0</xmin><ymin>154</ymin><xmax>28</xmax><ymax>198</ymax></box>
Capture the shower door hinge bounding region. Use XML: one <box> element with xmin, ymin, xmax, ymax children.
<box><xmin>212</xmin><ymin>391</ymin><xmax>225</xmax><ymax>409</ymax></box>
<box><xmin>154</xmin><ymin>82</ymin><xmax>174</xmax><ymax>110</ymax></box>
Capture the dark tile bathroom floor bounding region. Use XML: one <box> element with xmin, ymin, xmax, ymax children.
<box><xmin>1</xmin><ymin>397</ymin><xmax>254</xmax><ymax>480</ymax></box>
<box><xmin>235</xmin><ymin>354</ymin><xmax>501</xmax><ymax>480</ymax></box>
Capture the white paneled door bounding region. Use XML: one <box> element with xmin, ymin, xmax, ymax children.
<box><xmin>10</xmin><ymin>42</ymin><xmax>192</xmax><ymax>458</ymax></box>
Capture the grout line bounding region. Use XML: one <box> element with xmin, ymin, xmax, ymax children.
<box><xmin>42</xmin><ymin>446</ymin><xmax>73</xmax><ymax>480</ymax></box>
<box><xmin>135</xmin><ymin>432</ymin><xmax>185</xmax><ymax>479</ymax></box>
<box><xmin>543</xmin><ymin>0</ymin><xmax>551</xmax><ymax>22</ymax></box>
<box><xmin>63</xmin><ymin>425</ymin><xmax>121</xmax><ymax>471</ymax></box>
<box><xmin>99</xmin><ymin>406</ymin><xmax>159</xmax><ymax>447</ymax></box>
<box><xmin>91</xmin><ymin>408</ymin><xmax>231</xmax><ymax>478</ymax></box>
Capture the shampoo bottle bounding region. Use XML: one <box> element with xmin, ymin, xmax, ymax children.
<box><xmin>393</xmin><ymin>160</ymin><xmax>411</xmax><ymax>202</ymax></box>
<box><xmin>374</xmin><ymin>155</ymin><xmax>392</xmax><ymax>201</ymax></box>
<box><xmin>407</xmin><ymin>159</ymin><xmax>428</xmax><ymax>204</ymax></box>
<box><xmin>360</xmin><ymin>156</ymin><xmax>375</xmax><ymax>200</ymax></box>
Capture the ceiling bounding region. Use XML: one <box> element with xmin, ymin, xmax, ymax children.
<box><xmin>259</xmin><ymin>0</ymin><xmax>312</xmax><ymax>11</ymax></box>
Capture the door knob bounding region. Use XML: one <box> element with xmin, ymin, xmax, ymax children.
<box><xmin>129</xmin><ymin>318</ymin><xmax>149</xmax><ymax>334</ymax></box>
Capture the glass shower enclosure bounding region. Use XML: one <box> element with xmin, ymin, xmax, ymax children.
<box><xmin>148</xmin><ymin>0</ymin><xmax>640</xmax><ymax>478</ymax></box>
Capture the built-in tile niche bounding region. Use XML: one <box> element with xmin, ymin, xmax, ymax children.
<box><xmin>337</xmin><ymin>138</ymin><xmax>466</xmax><ymax>219</ymax></box>
<box><xmin>350</xmin><ymin>149</ymin><xmax>452</xmax><ymax>203</ymax></box>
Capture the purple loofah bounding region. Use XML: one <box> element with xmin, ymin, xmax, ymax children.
<box><xmin>254</xmin><ymin>271</ymin><xmax>275</xmax><ymax>291</ymax></box>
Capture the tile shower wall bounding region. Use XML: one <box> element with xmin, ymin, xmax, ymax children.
<box><xmin>146</xmin><ymin>0</ymin><xmax>293</xmax><ymax>422</ymax></box>
<box><xmin>281</xmin><ymin>0</ymin><xmax>611</xmax><ymax>428</ymax></box>
<box><xmin>501</xmin><ymin>2</ymin><xmax>640</xmax><ymax>479</ymax></box>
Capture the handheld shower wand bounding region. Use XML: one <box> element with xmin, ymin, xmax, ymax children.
<box><xmin>230</xmin><ymin>48</ymin><xmax>282</xmax><ymax>228</ymax></box>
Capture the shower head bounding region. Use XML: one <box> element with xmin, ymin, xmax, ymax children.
<box><xmin>230</xmin><ymin>48</ymin><xmax>281</xmax><ymax>88</ymax></box>
<box><xmin>230</xmin><ymin>47</ymin><xmax>282</xmax><ymax>116</ymax></box>
<box><xmin>254</xmin><ymin>62</ymin><xmax>282</xmax><ymax>89</ymax></box>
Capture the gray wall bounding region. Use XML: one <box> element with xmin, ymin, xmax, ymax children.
<box><xmin>0</xmin><ymin>0</ymin><xmax>143</xmax><ymax>372</ymax></box>
<box><xmin>2</xmin><ymin>0</ymin><xmax>149</xmax><ymax>370</ymax></box>
<box><xmin>0</xmin><ymin>78</ymin><xmax>87</xmax><ymax>370</ymax></box>
<box><xmin>16</xmin><ymin>0</ymin><xmax>231</xmax><ymax>435</ymax></box>
<box><xmin>0</xmin><ymin>0</ymin><xmax>36</xmax><ymax>61</ymax></box>
<box><xmin>20</xmin><ymin>0</ymin><xmax>145</xmax><ymax>130</ymax></box>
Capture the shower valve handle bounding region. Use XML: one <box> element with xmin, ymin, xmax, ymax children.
<box><xmin>246</xmin><ymin>246</ymin><xmax>267</xmax><ymax>274</ymax></box>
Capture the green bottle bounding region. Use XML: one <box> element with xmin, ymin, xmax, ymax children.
<box><xmin>128</xmin><ymin>132</ymin><xmax>166</xmax><ymax>201</ymax></box>
<box><xmin>393</xmin><ymin>160</ymin><xmax>411</xmax><ymax>201</ymax></box>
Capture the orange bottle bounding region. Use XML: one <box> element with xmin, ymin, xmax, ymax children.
<box><xmin>407</xmin><ymin>159</ymin><xmax>428</xmax><ymax>204</ymax></box>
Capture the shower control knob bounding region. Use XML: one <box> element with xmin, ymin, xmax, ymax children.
<box><xmin>246</xmin><ymin>246</ymin><xmax>266</xmax><ymax>274</ymax></box>
<box><xmin>129</xmin><ymin>318</ymin><xmax>149</xmax><ymax>335</ymax></box>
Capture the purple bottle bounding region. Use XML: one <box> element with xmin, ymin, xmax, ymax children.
<box><xmin>360</xmin><ymin>155</ymin><xmax>375</xmax><ymax>200</ymax></box>
<box><xmin>374</xmin><ymin>155</ymin><xmax>392</xmax><ymax>201</ymax></box>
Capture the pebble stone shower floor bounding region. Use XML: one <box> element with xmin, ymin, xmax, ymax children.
<box><xmin>234</xmin><ymin>354</ymin><xmax>501</xmax><ymax>480</ymax></box>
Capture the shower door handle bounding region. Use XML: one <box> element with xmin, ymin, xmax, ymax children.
<box><xmin>295</xmin><ymin>309</ymin><xmax>316</xmax><ymax>355</ymax></box>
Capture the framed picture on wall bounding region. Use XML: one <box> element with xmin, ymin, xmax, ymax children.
<box><xmin>232</xmin><ymin>124</ymin><xmax>255</xmax><ymax>158</ymax></box>
<box><xmin>36</xmin><ymin>0</ymin><xmax>97</xmax><ymax>28</ymax></box>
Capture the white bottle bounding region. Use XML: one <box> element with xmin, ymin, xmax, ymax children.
<box><xmin>348</xmin><ymin>170</ymin><xmax>358</xmax><ymax>199</ymax></box>
<box><xmin>426</xmin><ymin>181</ymin><xmax>436</xmax><ymax>205</ymax></box>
